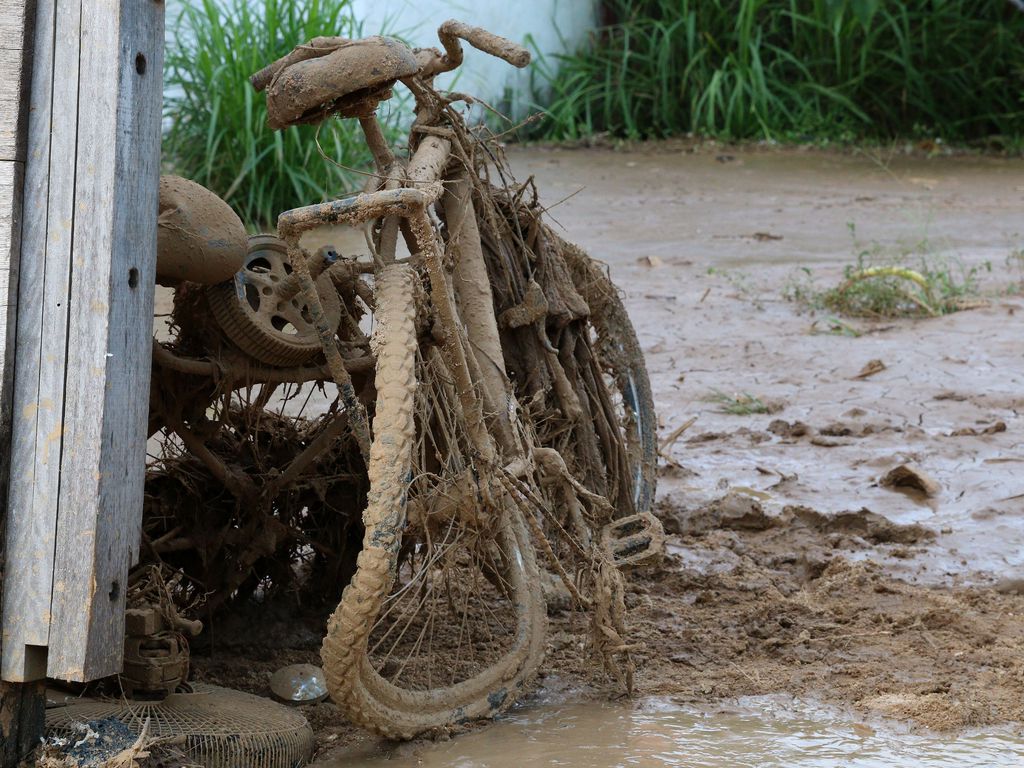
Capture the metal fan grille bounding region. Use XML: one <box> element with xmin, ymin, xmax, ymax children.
<box><xmin>46</xmin><ymin>684</ymin><xmax>315</xmax><ymax>768</ymax></box>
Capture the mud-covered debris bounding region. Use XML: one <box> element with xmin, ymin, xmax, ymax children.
<box><xmin>880</xmin><ymin>463</ymin><xmax>941</xmax><ymax>497</ymax></box>
<box><xmin>851</xmin><ymin>359</ymin><xmax>887</xmax><ymax>379</ymax></box>
<box><xmin>665</xmin><ymin>493</ymin><xmax>774</xmax><ymax>536</ymax></box>
<box><xmin>755</xmin><ymin>465</ymin><xmax>798</xmax><ymax>489</ymax></box>
<box><xmin>786</xmin><ymin>505</ymin><xmax>934</xmax><ymax>545</ymax></box>
<box><xmin>994</xmin><ymin>578</ymin><xmax>1024</xmax><ymax>595</ymax></box>
<box><xmin>819</xmin><ymin>422</ymin><xmax>854</xmax><ymax>437</ymax></box>
<box><xmin>601</xmin><ymin>512</ymin><xmax>665</xmax><ymax>568</ymax></box>
<box><xmin>156</xmin><ymin>176</ymin><xmax>247</xmax><ymax>287</ymax></box>
<box><xmin>35</xmin><ymin>719</ymin><xmax>147</xmax><ymax>768</ymax></box>
<box><xmin>541</xmin><ymin>570</ymin><xmax>574</xmax><ymax>613</ymax></box>
<box><xmin>659</xmin><ymin>416</ymin><xmax>698</xmax><ymax>452</ymax></box>
<box><xmin>857</xmin><ymin>692</ymin><xmax>986</xmax><ymax>732</ymax></box>
<box><xmin>947</xmin><ymin>421</ymin><xmax>1006</xmax><ymax>437</ymax></box>
<box><xmin>768</xmin><ymin>419</ymin><xmax>810</xmax><ymax>438</ymax></box>
<box><xmin>809</xmin><ymin>436</ymin><xmax>850</xmax><ymax>447</ymax></box>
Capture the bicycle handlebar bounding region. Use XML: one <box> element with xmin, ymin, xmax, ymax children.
<box><xmin>435</xmin><ymin>20</ymin><xmax>531</xmax><ymax>73</ymax></box>
<box><xmin>252</xmin><ymin>20</ymin><xmax>531</xmax><ymax>94</ymax></box>
<box><xmin>249</xmin><ymin>20</ymin><xmax>531</xmax><ymax>129</ymax></box>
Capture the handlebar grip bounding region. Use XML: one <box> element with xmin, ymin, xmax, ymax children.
<box><xmin>251</xmin><ymin>61</ymin><xmax>279</xmax><ymax>92</ymax></box>
<box><xmin>438</xmin><ymin>19</ymin><xmax>531</xmax><ymax>69</ymax></box>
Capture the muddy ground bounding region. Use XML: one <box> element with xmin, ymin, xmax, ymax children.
<box><xmin>194</xmin><ymin>143</ymin><xmax>1024</xmax><ymax>758</ymax></box>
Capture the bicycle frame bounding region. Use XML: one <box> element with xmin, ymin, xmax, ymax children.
<box><xmin>275</xmin><ymin>116</ymin><xmax>514</xmax><ymax>466</ymax></box>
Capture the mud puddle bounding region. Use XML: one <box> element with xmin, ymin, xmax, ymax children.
<box><xmin>316</xmin><ymin>696</ymin><xmax>1024</xmax><ymax>767</ymax></box>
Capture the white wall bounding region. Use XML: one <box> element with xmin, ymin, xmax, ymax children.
<box><xmin>351</xmin><ymin>0</ymin><xmax>596</xmax><ymax>116</ymax></box>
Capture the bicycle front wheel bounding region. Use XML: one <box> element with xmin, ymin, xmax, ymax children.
<box><xmin>321</xmin><ymin>262</ymin><xmax>546</xmax><ymax>740</ymax></box>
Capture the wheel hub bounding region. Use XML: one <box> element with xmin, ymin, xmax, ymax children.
<box><xmin>207</xmin><ymin>234</ymin><xmax>343</xmax><ymax>366</ymax></box>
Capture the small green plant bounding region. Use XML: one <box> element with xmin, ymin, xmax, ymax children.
<box><xmin>782</xmin><ymin>266</ymin><xmax>819</xmax><ymax>307</ymax></box>
<box><xmin>819</xmin><ymin>256</ymin><xmax>986</xmax><ymax>318</ymax></box>
<box><xmin>163</xmin><ymin>0</ymin><xmax>404</xmax><ymax>230</ymax></box>
<box><xmin>705</xmin><ymin>389</ymin><xmax>770</xmax><ymax>415</ymax></box>
<box><xmin>785</xmin><ymin>223</ymin><xmax>988</xmax><ymax>320</ymax></box>
<box><xmin>810</xmin><ymin>315</ymin><xmax>862</xmax><ymax>337</ymax></box>
<box><xmin>1006</xmin><ymin>249</ymin><xmax>1024</xmax><ymax>295</ymax></box>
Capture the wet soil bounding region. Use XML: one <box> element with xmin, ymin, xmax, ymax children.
<box><xmin>510</xmin><ymin>142</ymin><xmax>1024</xmax><ymax>734</ymax></box>
<box><xmin>192</xmin><ymin>144</ymin><xmax>1024</xmax><ymax>760</ymax></box>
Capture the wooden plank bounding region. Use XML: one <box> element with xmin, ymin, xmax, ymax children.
<box><xmin>2</xmin><ymin>0</ymin><xmax>65</xmax><ymax>683</ymax></box>
<box><xmin>0</xmin><ymin>158</ymin><xmax>40</xmax><ymax>765</ymax></box>
<box><xmin>0</xmin><ymin>0</ymin><xmax>33</xmax><ymax>161</ymax></box>
<box><xmin>0</xmin><ymin>158</ymin><xmax>28</xmax><ymax>676</ymax></box>
<box><xmin>0</xmin><ymin>49</ymin><xmax>26</xmax><ymax>162</ymax></box>
<box><xmin>0</xmin><ymin>0</ymin><xmax>32</xmax><ymax>47</ymax></box>
<box><xmin>0</xmin><ymin>160</ymin><xmax>23</xmax><ymax>511</ymax></box>
<box><xmin>0</xmin><ymin>163</ymin><xmax>22</xmax><ymax>348</ymax></box>
<box><xmin>46</xmin><ymin>0</ymin><xmax>163</xmax><ymax>681</ymax></box>
<box><xmin>0</xmin><ymin>2</ymin><xmax>46</xmax><ymax>760</ymax></box>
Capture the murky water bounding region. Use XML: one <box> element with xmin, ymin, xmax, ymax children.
<box><xmin>316</xmin><ymin>696</ymin><xmax>1024</xmax><ymax>767</ymax></box>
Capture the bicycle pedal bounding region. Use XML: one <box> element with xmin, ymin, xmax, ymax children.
<box><xmin>600</xmin><ymin>512</ymin><xmax>664</xmax><ymax>568</ymax></box>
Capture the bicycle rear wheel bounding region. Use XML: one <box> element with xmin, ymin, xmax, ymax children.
<box><xmin>321</xmin><ymin>263</ymin><xmax>546</xmax><ymax>740</ymax></box>
<box><xmin>561</xmin><ymin>240</ymin><xmax>658</xmax><ymax>515</ymax></box>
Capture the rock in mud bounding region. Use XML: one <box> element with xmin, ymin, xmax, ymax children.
<box><xmin>880</xmin><ymin>463</ymin><xmax>941</xmax><ymax>498</ymax></box>
<box><xmin>947</xmin><ymin>421</ymin><xmax>1006</xmax><ymax>437</ymax></box>
<box><xmin>768</xmin><ymin>419</ymin><xmax>810</xmax><ymax>438</ymax></box>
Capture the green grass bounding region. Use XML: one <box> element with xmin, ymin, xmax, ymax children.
<box><xmin>705</xmin><ymin>389</ymin><xmax>771</xmax><ymax>415</ymax></box>
<box><xmin>530</xmin><ymin>0</ymin><xmax>1024</xmax><ymax>146</ymax></box>
<box><xmin>163</xmin><ymin>0</ymin><xmax>403</xmax><ymax>230</ymax></box>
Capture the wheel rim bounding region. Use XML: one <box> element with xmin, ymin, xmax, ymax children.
<box><xmin>356</xmin><ymin>345</ymin><xmax>542</xmax><ymax>704</ymax></box>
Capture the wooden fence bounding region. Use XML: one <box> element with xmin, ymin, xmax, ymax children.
<box><xmin>0</xmin><ymin>0</ymin><xmax>163</xmax><ymax>761</ymax></box>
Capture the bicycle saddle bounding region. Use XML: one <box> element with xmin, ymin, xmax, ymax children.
<box><xmin>253</xmin><ymin>36</ymin><xmax>419</xmax><ymax>129</ymax></box>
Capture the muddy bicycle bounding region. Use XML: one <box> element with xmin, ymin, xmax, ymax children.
<box><xmin>146</xmin><ymin>20</ymin><xmax>659</xmax><ymax>738</ymax></box>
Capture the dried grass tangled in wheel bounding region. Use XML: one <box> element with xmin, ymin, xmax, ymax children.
<box><xmin>434</xmin><ymin>117</ymin><xmax>661</xmax><ymax>688</ymax></box>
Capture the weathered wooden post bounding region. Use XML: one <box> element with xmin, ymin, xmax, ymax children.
<box><xmin>0</xmin><ymin>0</ymin><xmax>43</xmax><ymax>760</ymax></box>
<box><xmin>0</xmin><ymin>0</ymin><xmax>163</xmax><ymax>762</ymax></box>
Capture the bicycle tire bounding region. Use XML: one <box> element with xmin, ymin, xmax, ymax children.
<box><xmin>562</xmin><ymin>241</ymin><xmax>658</xmax><ymax>514</ymax></box>
<box><xmin>321</xmin><ymin>262</ymin><xmax>546</xmax><ymax>739</ymax></box>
